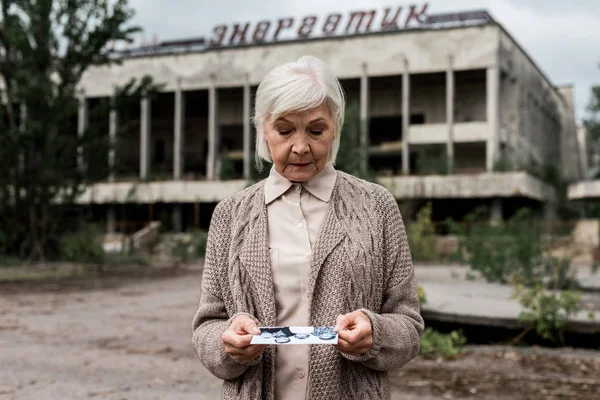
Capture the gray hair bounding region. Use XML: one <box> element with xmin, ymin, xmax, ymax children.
<box><xmin>253</xmin><ymin>55</ymin><xmax>345</xmax><ymax>171</ymax></box>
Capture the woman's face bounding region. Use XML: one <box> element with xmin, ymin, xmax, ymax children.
<box><xmin>264</xmin><ymin>103</ymin><xmax>335</xmax><ymax>182</ymax></box>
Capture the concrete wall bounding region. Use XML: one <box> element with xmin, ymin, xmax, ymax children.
<box><xmin>79</xmin><ymin>25</ymin><xmax>500</xmax><ymax>97</ymax></box>
<box><xmin>498</xmin><ymin>29</ymin><xmax>573</xmax><ymax>176</ymax></box>
<box><xmin>557</xmin><ymin>85</ymin><xmax>582</xmax><ymax>182</ymax></box>
<box><xmin>76</xmin><ymin>171</ymin><xmax>555</xmax><ymax>204</ymax></box>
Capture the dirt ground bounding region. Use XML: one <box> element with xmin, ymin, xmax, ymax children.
<box><xmin>1</xmin><ymin>265</ymin><xmax>600</xmax><ymax>400</ymax></box>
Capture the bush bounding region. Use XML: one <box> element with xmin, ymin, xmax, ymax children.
<box><xmin>447</xmin><ymin>207</ymin><xmax>577</xmax><ymax>289</ymax></box>
<box><xmin>418</xmin><ymin>285</ymin><xmax>427</xmax><ymax>306</ymax></box>
<box><xmin>407</xmin><ymin>202</ymin><xmax>437</xmax><ymax>262</ymax></box>
<box><xmin>514</xmin><ymin>285</ymin><xmax>583</xmax><ymax>343</ymax></box>
<box><xmin>170</xmin><ymin>230</ymin><xmax>208</xmax><ymax>262</ymax></box>
<box><xmin>219</xmin><ymin>150</ymin><xmax>237</xmax><ymax>180</ymax></box>
<box><xmin>59</xmin><ymin>223</ymin><xmax>104</xmax><ymax>264</ymax></box>
<box><xmin>420</xmin><ymin>327</ymin><xmax>466</xmax><ymax>359</ymax></box>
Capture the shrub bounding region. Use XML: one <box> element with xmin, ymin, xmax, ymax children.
<box><xmin>219</xmin><ymin>150</ymin><xmax>237</xmax><ymax>180</ymax></box>
<box><xmin>170</xmin><ymin>230</ymin><xmax>208</xmax><ymax>262</ymax></box>
<box><xmin>407</xmin><ymin>202</ymin><xmax>437</xmax><ymax>262</ymax></box>
<box><xmin>447</xmin><ymin>207</ymin><xmax>577</xmax><ymax>289</ymax></box>
<box><xmin>420</xmin><ymin>328</ymin><xmax>466</xmax><ymax>359</ymax></box>
<box><xmin>59</xmin><ymin>223</ymin><xmax>104</xmax><ymax>264</ymax></box>
<box><xmin>418</xmin><ymin>285</ymin><xmax>427</xmax><ymax>306</ymax></box>
<box><xmin>514</xmin><ymin>285</ymin><xmax>582</xmax><ymax>343</ymax></box>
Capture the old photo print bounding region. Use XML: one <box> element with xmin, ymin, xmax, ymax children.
<box><xmin>250</xmin><ymin>326</ymin><xmax>338</xmax><ymax>345</ymax></box>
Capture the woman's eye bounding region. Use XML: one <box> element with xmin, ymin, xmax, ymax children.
<box><xmin>278</xmin><ymin>130</ymin><xmax>292</xmax><ymax>135</ymax></box>
<box><xmin>310</xmin><ymin>130</ymin><xmax>323</xmax><ymax>135</ymax></box>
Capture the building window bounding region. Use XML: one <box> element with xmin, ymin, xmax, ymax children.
<box><xmin>154</xmin><ymin>138</ymin><xmax>165</xmax><ymax>164</ymax></box>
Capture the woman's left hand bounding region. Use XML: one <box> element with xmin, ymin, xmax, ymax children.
<box><xmin>333</xmin><ymin>310</ymin><xmax>373</xmax><ymax>357</ymax></box>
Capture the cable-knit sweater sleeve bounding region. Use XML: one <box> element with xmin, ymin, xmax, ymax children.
<box><xmin>192</xmin><ymin>199</ymin><xmax>260</xmax><ymax>380</ymax></box>
<box><xmin>341</xmin><ymin>188</ymin><xmax>424</xmax><ymax>371</ymax></box>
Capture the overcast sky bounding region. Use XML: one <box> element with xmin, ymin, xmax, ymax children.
<box><xmin>127</xmin><ymin>0</ymin><xmax>600</xmax><ymax>123</ymax></box>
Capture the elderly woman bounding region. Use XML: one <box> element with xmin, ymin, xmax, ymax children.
<box><xmin>192</xmin><ymin>55</ymin><xmax>423</xmax><ymax>399</ymax></box>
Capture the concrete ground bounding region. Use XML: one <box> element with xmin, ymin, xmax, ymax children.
<box><xmin>1</xmin><ymin>264</ymin><xmax>599</xmax><ymax>399</ymax></box>
<box><xmin>416</xmin><ymin>264</ymin><xmax>600</xmax><ymax>332</ymax></box>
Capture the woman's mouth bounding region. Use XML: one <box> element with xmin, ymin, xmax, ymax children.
<box><xmin>292</xmin><ymin>163</ymin><xmax>311</xmax><ymax>168</ymax></box>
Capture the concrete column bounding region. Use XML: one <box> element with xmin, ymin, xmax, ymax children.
<box><xmin>77</xmin><ymin>93</ymin><xmax>88</xmax><ymax>173</ymax></box>
<box><xmin>490</xmin><ymin>198</ymin><xmax>503</xmax><ymax>222</ymax></box>
<box><xmin>360</xmin><ymin>63</ymin><xmax>369</xmax><ymax>174</ymax></box>
<box><xmin>544</xmin><ymin>201</ymin><xmax>557</xmax><ymax>222</ymax></box>
<box><xmin>172</xmin><ymin>205</ymin><xmax>183</xmax><ymax>233</ymax></box>
<box><xmin>402</xmin><ymin>58</ymin><xmax>411</xmax><ymax>175</ymax></box>
<box><xmin>140</xmin><ymin>96</ymin><xmax>151</xmax><ymax>179</ymax></box>
<box><xmin>107</xmin><ymin>207</ymin><xmax>116</xmax><ymax>234</ymax></box>
<box><xmin>108</xmin><ymin>104</ymin><xmax>118</xmax><ymax>183</ymax></box>
<box><xmin>243</xmin><ymin>74</ymin><xmax>252</xmax><ymax>179</ymax></box>
<box><xmin>446</xmin><ymin>56</ymin><xmax>455</xmax><ymax>173</ymax></box>
<box><xmin>486</xmin><ymin>66</ymin><xmax>500</xmax><ymax>171</ymax></box>
<box><xmin>207</xmin><ymin>81</ymin><xmax>219</xmax><ymax>180</ymax></box>
<box><xmin>173</xmin><ymin>79</ymin><xmax>185</xmax><ymax>180</ymax></box>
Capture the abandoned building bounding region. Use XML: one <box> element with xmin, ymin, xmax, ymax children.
<box><xmin>71</xmin><ymin>8</ymin><xmax>584</xmax><ymax>235</ymax></box>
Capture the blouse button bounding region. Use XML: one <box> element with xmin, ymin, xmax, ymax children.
<box><xmin>297</xmin><ymin>369</ymin><xmax>305</xmax><ymax>378</ymax></box>
<box><xmin>297</xmin><ymin>222</ymin><xmax>303</xmax><ymax>229</ymax></box>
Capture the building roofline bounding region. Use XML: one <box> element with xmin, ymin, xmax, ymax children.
<box><xmin>107</xmin><ymin>9</ymin><xmax>566</xmax><ymax>106</ymax></box>
<box><xmin>490</xmin><ymin>15</ymin><xmax>566</xmax><ymax>104</ymax></box>
<box><xmin>111</xmin><ymin>10</ymin><xmax>497</xmax><ymax>60</ymax></box>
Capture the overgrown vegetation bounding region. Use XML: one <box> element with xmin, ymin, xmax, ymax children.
<box><xmin>418</xmin><ymin>285</ymin><xmax>427</xmax><ymax>306</ymax></box>
<box><xmin>513</xmin><ymin>285</ymin><xmax>583</xmax><ymax>343</ymax></box>
<box><xmin>59</xmin><ymin>223</ymin><xmax>104</xmax><ymax>264</ymax></box>
<box><xmin>414</xmin><ymin>146</ymin><xmax>450</xmax><ymax>175</ymax></box>
<box><xmin>335</xmin><ymin>101</ymin><xmax>377</xmax><ymax>182</ymax></box>
<box><xmin>418</xmin><ymin>286</ymin><xmax>467</xmax><ymax>359</ymax></box>
<box><xmin>0</xmin><ymin>0</ymin><xmax>163</xmax><ymax>263</ymax></box>
<box><xmin>406</xmin><ymin>202</ymin><xmax>437</xmax><ymax>262</ymax></box>
<box><xmin>584</xmin><ymin>74</ymin><xmax>600</xmax><ymax>180</ymax></box>
<box><xmin>446</xmin><ymin>204</ymin><xmax>596</xmax><ymax>343</ymax></box>
<box><xmin>170</xmin><ymin>230</ymin><xmax>208</xmax><ymax>263</ymax></box>
<box><xmin>219</xmin><ymin>150</ymin><xmax>238</xmax><ymax>180</ymax></box>
<box><xmin>420</xmin><ymin>328</ymin><xmax>467</xmax><ymax>359</ymax></box>
<box><xmin>447</xmin><ymin>208</ymin><xmax>578</xmax><ymax>289</ymax></box>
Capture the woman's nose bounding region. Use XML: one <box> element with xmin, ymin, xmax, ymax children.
<box><xmin>292</xmin><ymin>138</ymin><xmax>310</xmax><ymax>154</ymax></box>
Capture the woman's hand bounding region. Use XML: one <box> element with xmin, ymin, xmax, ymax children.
<box><xmin>334</xmin><ymin>310</ymin><xmax>373</xmax><ymax>357</ymax></box>
<box><xmin>222</xmin><ymin>315</ymin><xmax>266</xmax><ymax>364</ymax></box>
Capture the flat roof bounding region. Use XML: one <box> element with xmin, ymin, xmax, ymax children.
<box><xmin>112</xmin><ymin>10</ymin><xmax>496</xmax><ymax>60</ymax></box>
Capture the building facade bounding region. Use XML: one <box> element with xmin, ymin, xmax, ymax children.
<box><xmin>73</xmin><ymin>8</ymin><xmax>581</xmax><ymax>232</ymax></box>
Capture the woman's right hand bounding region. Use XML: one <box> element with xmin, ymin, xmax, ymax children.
<box><xmin>222</xmin><ymin>315</ymin><xmax>266</xmax><ymax>364</ymax></box>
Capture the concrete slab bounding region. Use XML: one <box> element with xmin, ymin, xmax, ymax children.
<box><xmin>378</xmin><ymin>172</ymin><xmax>556</xmax><ymax>202</ymax></box>
<box><xmin>568</xmin><ymin>180</ymin><xmax>600</xmax><ymax>200</ymax></box>
<box><xmin>415</xmin><ymin>264</ymin><xmax>600</xmax><ymax>334</ymax></box>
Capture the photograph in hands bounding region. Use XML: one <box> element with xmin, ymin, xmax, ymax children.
<box><xmin>250</xmin><ymin>326</ymin><xmax>338</xmax><ymax>345</ymax></box>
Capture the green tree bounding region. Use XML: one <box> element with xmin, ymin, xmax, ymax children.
<box><xmin>585</xmin><ymin>82</ymin><xmax>600</xmax><ymax>178</ymax></box>
<box><xmin>335</xmin><ymin>101</ymin><xmax>376</xmax><ymax>181</ymax></box>
<box><xmin>0</xmin><ymin>0</ymin><xmax>157</xmax><ymax>261</ymax></box>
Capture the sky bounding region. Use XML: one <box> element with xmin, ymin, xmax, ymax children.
<box><xmin>127</xmin><ymin>0</ymin><xmax>600</xmax><ymax>124</ymax></box>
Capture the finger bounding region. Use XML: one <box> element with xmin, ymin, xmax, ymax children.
<box><xmin>230</xmin><ymin>316</ymin><xmax>251</xmax><ymax>332</ymax></box>
<box><xmin>239</xmin><ymin>344</ymin><xmax>266</xmax><ymax>358</ymax></box>
<box><xmin>336</xmin><ymin>338</ymin><xmax>370</xmax><ymax>356</ymax></box>
<box><xmin>240</xmin><ymin>318</ymin><xmax>261</xmax><ymax>335</ymax></box>
<box><xmin>338</xmin><ymin>324</ymin><xmax>365</xmax><ymax>344</ymax></box>
<box><xmin>334</xmin><ymin>314</ymin><xmax>350</xmax><ymax>332</ymax></box>
<box><xmin>223</xmin><ymin>331</ymin><xmax>254</xmax><ymax>349</ymax></box>
<box><xmin>335</xmin><ymin>338</ymin><xmax>360</xmax><ymax>356</ymax></box>
<box><xmin>234</xmin><ymin>344</ymin><xmax>266</xmax><ymax>363</ymax></box>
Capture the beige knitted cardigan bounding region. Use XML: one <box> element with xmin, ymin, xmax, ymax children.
<box><xmin>192</xmin><ymin>171</ymin><xmax>424</xmax><ymax>399</ymax></box>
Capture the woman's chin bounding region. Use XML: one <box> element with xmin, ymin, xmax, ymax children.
<box><xmin>285</xmin><ymin>165</ymin><xmax>317</xmax><ymax>181</ymax></box>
